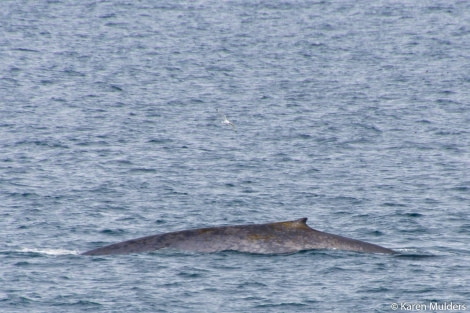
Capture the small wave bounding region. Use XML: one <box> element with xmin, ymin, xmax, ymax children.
<box><xmin>393</xmin><ymin>248</ymin><xmax>436</xmax><ymax>259</ymax></box>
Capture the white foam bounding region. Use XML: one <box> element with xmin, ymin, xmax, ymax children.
<box><xmin>20</xmin><ymin>247</ymin><xmax>80</xmax><ymax>256</ymax></box>
<box><xmin>217</xmin><ymin>109</ymin><xmax>237</xmax><ymax>132</ymax></box>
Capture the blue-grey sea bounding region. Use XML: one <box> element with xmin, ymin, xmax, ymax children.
<box><xmin>1</xmin><ymin>0</ymin><xmax>470</xmax><ymax>312</ymax></box>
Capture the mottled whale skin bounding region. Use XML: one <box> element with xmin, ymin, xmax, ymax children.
<box><xmin>82</xmin><ymin>218</ymin><xmax>395</xmax><ymax>256</ymax></box>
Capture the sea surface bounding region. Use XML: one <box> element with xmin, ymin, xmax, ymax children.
<box><xmin>1</xmin><ymin>0</ymin><xmax>469</xmax><ymax>312</ymax></box>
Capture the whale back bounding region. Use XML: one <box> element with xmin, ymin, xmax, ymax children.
<box><xmin>82</xmin><ymin>217</ymin><xmax>395</xmax><ymax>255</ymax></box>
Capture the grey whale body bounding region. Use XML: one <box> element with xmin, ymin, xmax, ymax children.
<box><xmin>82</xmin><ymin>218</ymin><xmax>395</xmax><ymax>256</ymax></box>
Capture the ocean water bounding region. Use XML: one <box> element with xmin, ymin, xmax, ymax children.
<box><xmin>1</xmin><ymin>0</ymin><xmax>469</xmax><ymax>312</ymax></box>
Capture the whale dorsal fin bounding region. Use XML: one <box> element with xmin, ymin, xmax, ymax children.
<box><xmin>294</xmin><ymin>217</ymin><xmax>308</xmax><ymax>225</ymax></box>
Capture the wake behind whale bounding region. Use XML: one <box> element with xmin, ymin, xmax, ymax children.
<box><xmin>82</xmin><ymin>218</ymin><xmax>395</xmax><ymax>256</ymax></box>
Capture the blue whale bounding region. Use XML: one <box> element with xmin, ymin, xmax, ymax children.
<box><xmin>82</xmin><ymin>217</ymin><xmax>395</xmax><ymax>255</ymax></box>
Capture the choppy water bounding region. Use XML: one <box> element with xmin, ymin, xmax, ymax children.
<box><xmin>1</xmin><ymin>0</ymin><xmax>469</xmax><ymax>312</ymax></box>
